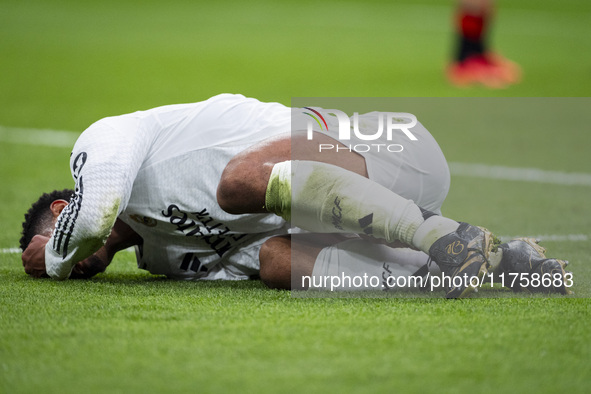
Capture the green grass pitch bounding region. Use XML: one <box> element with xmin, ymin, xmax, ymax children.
<box><xmin>1</xmin><ymin>0</ymin><xmax>590</xmax><ymax>393</ymax></box>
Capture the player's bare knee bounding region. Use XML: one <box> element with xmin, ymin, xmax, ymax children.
<box><xmin>259</xmin><ymin>241</ymin><xmax>283</xmax><ymax>289</ymax></box>
<box><xmin>217</xmin><ymin>157</ymin><xmax>272</xmax><ymax>215</ymax></box>
<box><xmin>259</xmin><ymin>236</ymin><xmax>291</xmax><ymax>289</ymax></box>
<box><xmin>218</xmin><ymin>134</ymin><xmax>292</xmax><ymax>214</ymax></box>
<box><xmin>216</xmin><ymin>169</ymin><xmax>243</xmax><ymax>214</ymax></box>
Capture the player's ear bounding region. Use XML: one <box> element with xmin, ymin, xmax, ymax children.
<box><xmin>50</xmin><ymin>200</ymin><xmax>69</xmax><ymax>218</ymax></box>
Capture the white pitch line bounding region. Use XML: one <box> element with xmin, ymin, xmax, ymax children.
<box><xmin>0</xmin><ymin>125</ymin><xmax>78</xmax><ymax>148</ymax></box>
<box><xmin>2</xmin><ymin>125</ymin><xmax>591</xmax><ymax>187</ymax></box>
<box><xmin>449</xmin><ymin>162</ymin><xmax>591</xmax><ymax>187</ymax></box>
<box><xmin>498</xmin><ymin>234</ymin><xmax>589</xmax><ymax>243</ymax></box>
<box><xmin>1</xmin><ymin>248</ymin><xmax>22</xmax><ymax>254</ymax></box>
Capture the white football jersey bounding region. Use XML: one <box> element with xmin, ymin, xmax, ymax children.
<box><xmin>46</xmin><ymin>94</ymin><xmax>291</xmax><ymax>280</ymax></box>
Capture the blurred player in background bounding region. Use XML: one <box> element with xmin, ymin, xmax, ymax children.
<box><xmin>447</xmin><ymin>0</ymin><xmax>521</xmax><ymax>88</ymax></box>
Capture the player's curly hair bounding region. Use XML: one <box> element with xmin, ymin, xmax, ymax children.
<box><xmin>20</xmin><ymin>189</ymin><xmax>74</xmax><ymax>251</ymax></box>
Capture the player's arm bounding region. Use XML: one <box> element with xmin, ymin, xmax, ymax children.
<box><xmin>45</xmin><ymin>120</ymin><xmax>151</xmax><ymax>280</ymax></box>
<box><xmin>69</xmin><ymin>219</ymin><xmax>143</xmax><ymax>279</ymax></box>
<box><xmin>23</xmin><ymin>219</ymin><xmax>142</xmax><ymax>279</ymax></box>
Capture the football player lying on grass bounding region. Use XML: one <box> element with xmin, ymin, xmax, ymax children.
<box><xmin>20</xmin><ymin>94</ymin><xmax>571</xmax><ymax>297</ymax></box>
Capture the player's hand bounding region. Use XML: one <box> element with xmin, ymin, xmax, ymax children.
<box><xmin>21</xmin><ymin>234</ymin><xmax>50</xmax><ymax>278</ymax></box>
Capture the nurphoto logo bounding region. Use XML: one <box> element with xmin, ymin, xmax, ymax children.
<box><xmin>302</xmin><ymin>107</ymin><xmax>419</xmax><ymax>153</ymax></box>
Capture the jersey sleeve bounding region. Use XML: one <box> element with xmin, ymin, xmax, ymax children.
<box><xmin>45</xmin><ymin>118</ymin><xmax>152</xmax><ymax>279</ymax></box>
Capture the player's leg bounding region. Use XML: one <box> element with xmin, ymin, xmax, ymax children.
<box><xmin>220</xmin><ymin>131</ymin><xmax>370</xmax><ymax>290</ymax></box>
<box><xmin>259</xmin><ymin>233</ymin><xmax>346</xmax><ymax>289</ymax></box>
<box><xmin>305</xmin><ymin>238</ymin><xmax>436</xmax><ymax>291</ymax></box>
<box><xmin>219</xmin><ymin>130</ymin><xmax>493</xmax><ymax>298</ymax></box>
<box><xmin>264</xmin><ymin>159</ymin><xmax>496</xmax><ymax>298</ymax></box>
<box><xmin>217</xmin><ymin>131</ymin><xmax>368</xmax><ymax>214</ymax></box>
<box><xmin>454</xmin><ymin>0</ymin><xmax>492</xmax><ymax>65</ymax></box>
<box><xmin>259</xmin><ymin>234</ymin><xmax>437</xmax><ymax>291</ymax></box>
<box><xmin>447</xmin><ymin>0</ymin><xmax>521</xmax><ymax>88</ymax></box>
<box><xmin>258</xmin><ymin>235</ymin><xmax>293</xmax><ymax>289</ymax></box>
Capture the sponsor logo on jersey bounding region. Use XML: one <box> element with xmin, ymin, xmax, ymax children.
<box><xmin>161</xmin><ymin>204</ymin><xmax>247</xmax><ymax>258</ymax></box>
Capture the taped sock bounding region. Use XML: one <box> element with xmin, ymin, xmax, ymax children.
<box><xmin>412</xmin><ymin>216</ymin><xmax>460</xmax><ymax>253</ymax></box>
<box><xmin>265</xmin><ymin>160</ymin><xmax>426</xmax><ymax>245</ymax></box>
<box><xmin>264</xmin><ymin>161</ymin><xmax>292</xmax><ymax>221</ymax></box>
